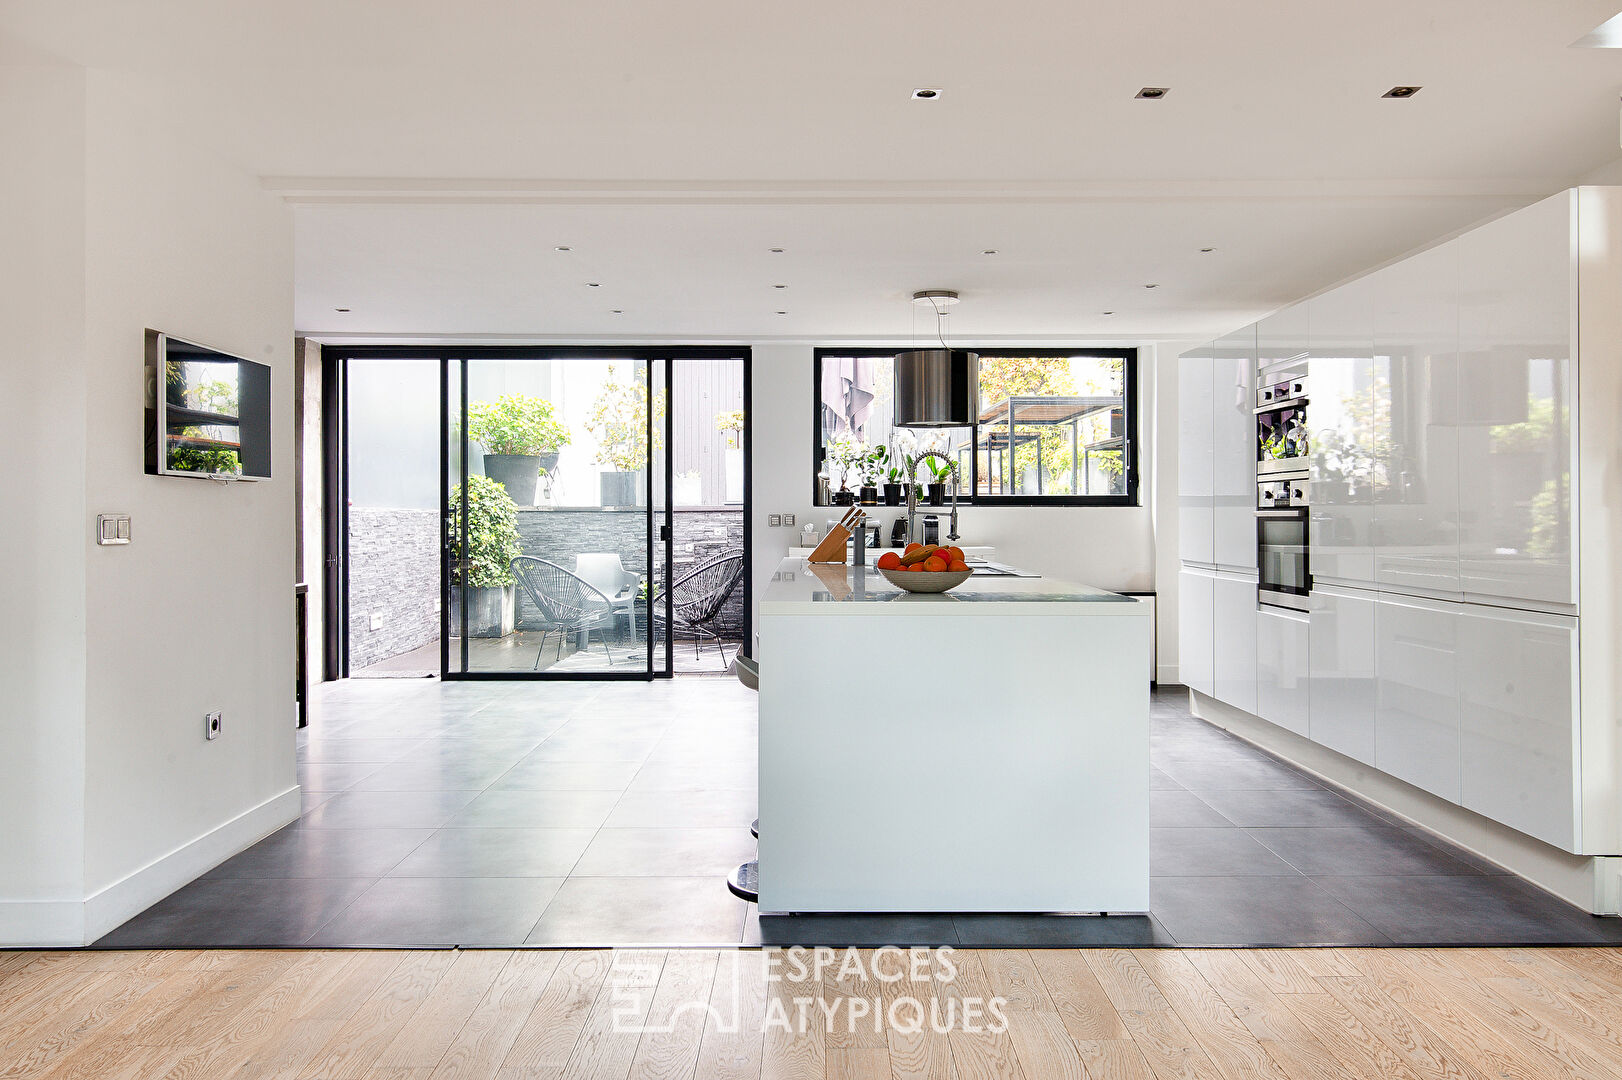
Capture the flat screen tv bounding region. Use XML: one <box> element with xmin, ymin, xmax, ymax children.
<box><xmin>144</xmin><ymin>330</ymin><xmax>271</xmax><ymax>480</ymax></box>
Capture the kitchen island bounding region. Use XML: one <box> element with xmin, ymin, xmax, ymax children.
<box><xmin>756</xmin><ymin>557</ymin><xmax>1150</xmax><ymax>914</ymax></box>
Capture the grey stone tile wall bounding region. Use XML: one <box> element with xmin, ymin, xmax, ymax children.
<box><xmin>348</xmin><ymin>507</ymin><xmax>440</xmax><ymax>670</ymax></box>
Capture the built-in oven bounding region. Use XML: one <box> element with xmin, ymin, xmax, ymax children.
<box><xmin>1257</xmin><ymin>481</ymin><xmax>1310</xmax><ymax>610</ymax></box>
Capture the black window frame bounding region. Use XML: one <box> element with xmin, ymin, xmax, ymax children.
<box><xmin>812</xmin><ymin>346</ymin><xmax>1140</xmax><ymax>508</ymax></box>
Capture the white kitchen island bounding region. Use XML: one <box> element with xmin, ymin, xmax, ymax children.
<box><xmin>756</xmin><ymin>558</ymin><xmax>1150</xmax><ymax>914</ymax></box>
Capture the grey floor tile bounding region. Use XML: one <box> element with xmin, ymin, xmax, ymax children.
<box><xmin>1248</xmin><ymin>827</ymin><xmax>1483</xmax><ymax>877</ymax></box>
<box><xmin>1158</xmin><ymin>758</ymin><xmax>1321</xmax><ymax>792</ymax></box>
<box><xmin>446</xmin><ymin>788</ymin><xmax>623</xmax><ymax>829</ymax></box>
<box><xmin>1149</xmin><ymin>789</ymin><xmax>1232</xmax><ymax>828</ymax></box>
<box><xmin>387</xmin><ymin>828</ymin><xmax>596</xmax><ymax>878</ymax></box>
<box><xmin>302</xmin><ymin>789</ymin><xmax>483</xmax><ymax>829</ymax></box>
<box><xmin>525</xmin><ymin>877</ymin><xmax>748</xmax><ymax>945</ymax></box>
<box><xmin>572</xmin><ymin>828</ymin><xmax>758</xmax><ymax>877</ymax></box>
<box><xmin>307</xmin><ymin>876</ymin><xmax>566</xmax><ymax>946</ymax></box>
<box><xmin>1192</xmin><ymin>787</ymin><xmax>1387</xmax><ymax>829</ymax></box>
<box><xmin>524</xmin><ymin>732</ymin><xmax>660</xmax><ymax>762</ymax></box>
<box><xmin>203</xmin><ymin>825</ymin><xmax>433</xmax><ymax>879</ymax></box>
<box><xmin>298</xmin><ymin>738</ymin><xmax>428</xmax><ymax>764</ymax></box>
<box><xmin>626</xmin><ymin>762</ymin><xmax>758</xmax><ymax>794</ymax></box>
<box><xmin>1399</xmin><ymin>826</ymin><xmax>1513</xmax><ymax>875</ymax></box>
<box><xmin>1150</xmin><ymin>767</ymin><xmax>1184</xmax><ymax>790</ymax></box>
<box><xmin>1149</xmin><ymin>876</ymin><xmax>1390</xmax><ymax>946</ymax></box>
<box><xmin>297</xmin><ymin>762</ymin><xmax>384</xmax><ymax>792</ymax></box>
<box><xmin>1310</xmin><ymin>875</ymin><xmax>1608</xmax><ymax>945</ymax></box>
<box><xmin>392</xmin><ymin>739</ymin><xmax>543</xmax><ymax>770</ymax></box>
<box><xmin>95</xmin><ymin>877</ymin><xmax>375</xmax><ymax>947</ymax></box>
<box><xmin>350</xmin><ymin>759</ymin><xmax>514</xmax><ymax>792</ymax></box>
<box><xmin>746</xmin><ymin>912</ymin><xmax>960</xmax><ymax>946</ymax></box>
<box><xmin>604</xmin><ymin>788</ymin><xmax>757</xmax><ymax>829</ymax></box>
<box><xmin>1151</xmin><ymin>828</ymin><xmax>1298</xmax><ymax>877</ymax></box>
<box><xmin>490</xmin><ymin>758</ymin><xmax>645</xmax><ymax>791</ymax></box>
<box><xmin>951</xmin><ymin>914</ymin><xmax>1177</xmax><ymax>947</ymax></box>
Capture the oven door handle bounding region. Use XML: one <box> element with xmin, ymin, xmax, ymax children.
<box><xmin>1255</xmin><ymin>509</ymin><xmax>1307</xmax><ymax>518</ymax></box>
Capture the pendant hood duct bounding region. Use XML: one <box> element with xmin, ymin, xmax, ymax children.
<box><xmin>893</xmin><ymin>349</ymin><xmax>979</xmax><ymax>427</ymax></box>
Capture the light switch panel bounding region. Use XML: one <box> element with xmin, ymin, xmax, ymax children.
<box><xmin>783</xmin><ymin>513</ymin><xmax>795</xmax><ymax>527</ymax></box>
<box><xmin>96</xmin><ymin>514</ymin><xmax>131</xmax><ymax>545</ymax></box>
<box><xmin>768</xmin><ymin>514</ymin><xmax>782</xmax><ymax>527</ymax></box>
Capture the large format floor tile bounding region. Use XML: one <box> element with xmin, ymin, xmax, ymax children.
<box><xmin>95</xmin><ymin>877</ymin><xmax>376</xmax><ymax>947</ymax></box>
<box><xmin>1149</xmin><ymin>875</ymin><xmax>1391</xmax><ymax>946</ymax></box>
<box><xmin>307</xmin><ymin>877</ymin><xmax>566</xmax><ymax>946</ymax></box>
<box><xmin>525</xmin><ymin>877</ymin><xmax>749</xmax><ymax>945</ymax></box>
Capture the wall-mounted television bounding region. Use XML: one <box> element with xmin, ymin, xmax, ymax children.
<box><xmin>144</xmin><ymin>330</ymin><xmax>271</xmax><ymax>480</ymax></box>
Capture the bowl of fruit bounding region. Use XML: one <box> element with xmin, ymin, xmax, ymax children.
<box><xmin>875</xmin><ymin>544</ymin><xmax>974</xmax><ymax>593</ymax></box>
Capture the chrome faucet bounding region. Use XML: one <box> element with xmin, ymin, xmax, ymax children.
<box><xmin>906</xmin><ymin>450</ymin><xmax>962</xmax><ymax>544</ymax></box>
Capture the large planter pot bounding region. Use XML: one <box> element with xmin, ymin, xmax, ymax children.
<box><xmin>449</xmin><ymin>584</ymin><xmax>514</xmax><ymax>638</ymax></box>
<box><xmin>600</xmin><ymin>470</ymin><xmax>643</xmax><ymax>507</ymax></box>
<box><xmin>484</xmin><ymin>454</ymin><xmax>542</xmax><ymax>506</ymax></box>
<box><xmin>724</xmin><ymin>446</ymin><xmax>744</xmax><ymax>504</ymax></box>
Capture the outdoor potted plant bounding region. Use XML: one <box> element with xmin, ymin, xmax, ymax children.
<box><xmin>715</xmin><ymin>409</ymin><xmax>745</xmax><ymax>504</ymax></box>
<box><xmin>924</xmin><ymin>454</ymin><xmax>953</xmax><ymax>505</ymax></box>
<box><xmin>467</xmin><ymin>394</ymin><xmax>570</xmax><ymax>507</ymax></box>
<box><xmin>876</xmin><ymin>444</ymin><xmax>908</xmax><ymax>505</ymax></box>
<box><xmin>447</xmin><ymin>474</ymin><xmax>522</xmax><ymax>637</ymax></box>
<box><xmin>858</xmin><ymin>446</ymin><xmax>882</xmax><ymax>506</ymax></box>
<box><xmin>587</xmin><ymin>365</ymin><xmax>664</xmax><ymax>507</ymax></box>
<box><xmin>826</xmin><ymin>434</ymin><xmax>867</xmax><ymax>506</ymax></box>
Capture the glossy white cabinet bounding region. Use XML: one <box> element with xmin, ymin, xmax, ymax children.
<box><xmin>1178</xmin><ymin>567</ymin><xmax>1215</xmax><ymax>696</ymax></box>
<box><xmin>1458</xmin><ymin>606</ymin><xmax>1578</xmax><ymax>851</ymax></box>
<box><xmin>1307</xmin><ymin>585</ymin><xmax>1377</xmax><ymax>765</ymax></box>
<box><xmin>1212</xmin><ymin>572</ymin><xmax>1258</xmax><ymax>715</ymax></box>
<box><xmin>1214</xmin><ymin>328</ymin><xmax>1258</xmax><ymax>571</ymax></box>
<box><xmin>1307</xmin><ymin>278</ymin><xmax>1376</xmax><ymax>586</ymax></box>
<box><xmin>1255</xmin><ymin>608</ymin><xmax>1309</xmax><ymax>736</ymax></box>
<box><xmin>1456</xmin><ymin>192</ymin><xmax>1575</xmax><ymax>608</ymax></box>
<box><xmin>1375</xmin><ymin>595</ymin><xmax>1460</xmax><ymax>802</ymax></box>
<box><xmin>1177</xmin><ymin>345</ymin><xmax>1216</xmax><ymax>565</ymax></box>
<box><xmin>1371</xmin><ymin>240</ymin><xmax>1462</xmax><ymax>598</ymax></box>
<box><xmin>1257</xmin><ymin>302</ymin><xmax>1309</xmax><ymax>370</ymax></box>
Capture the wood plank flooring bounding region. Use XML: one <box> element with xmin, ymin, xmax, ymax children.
<box><xmin>8</xmin><ymin>946</ymin><xmax>1622</xmax><ymax>1078</ymax></box>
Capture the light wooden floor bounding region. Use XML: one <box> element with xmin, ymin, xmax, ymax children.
<box><xmin>8</xmin><ymin>945</ymin><xmax>1622</xmax><ymax>1078</ymax></box>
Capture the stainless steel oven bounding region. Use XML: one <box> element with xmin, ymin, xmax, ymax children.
<box><xmin>1257</xmin><ymin>501</ymin><xmax>1310</xmax><ymax>611</ymax></box>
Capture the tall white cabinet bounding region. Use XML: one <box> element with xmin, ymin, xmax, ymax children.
<box><xmin>1177</xmin><ymin>187</ymin><xmax>1622</xmax><ymax>874</ymax></box>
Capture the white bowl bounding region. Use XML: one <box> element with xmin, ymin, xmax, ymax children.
<box><xmin>878</xmin><ymin>567</ymin><xmax>974</xmax><ymax>594</ymax></box>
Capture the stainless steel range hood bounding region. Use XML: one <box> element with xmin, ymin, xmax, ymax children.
<box><xmin>892</xmin><ymin>349</ymin><xmax>978</xmax><ymax>427</ymax></box>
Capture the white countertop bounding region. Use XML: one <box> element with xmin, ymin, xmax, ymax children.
<box><xmin>786</xmin><ymin>544</ymin><xmax>996</xmax><ymax>562</ymax></box>
<box><xmin>760</xmin><ymin>558</ymin><xmax>1145</xmax><ymax>617</ymax></box>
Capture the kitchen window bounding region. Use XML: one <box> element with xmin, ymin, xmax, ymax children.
<box><xmin>813</xmin><ymin>348</ymin><xmax>1138</xmax><ymax>506</ymax></box>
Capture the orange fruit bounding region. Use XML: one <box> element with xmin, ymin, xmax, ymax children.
<box><xmin>948</xmin><ymin>559</ymin><xmax>970</xmax><ymax>572</ymax></box>
<box><xmin>942</xmin><ymin>546</ymin><xmax>964</xmax><ymax>563</ymax></box>
<box><xmin>876</xmin><ymin>551</ymin><xmax>902</xmax><ymax>570</ymax></box>
<box><xmin>922</xmin><ymin>555</ymin><xmax>948</xmax><ymax>572</ymax></box>
<box><xmin>904</xmin><ymin>542</ymin><xmax>922</xmax><ymax>555</ymax></box>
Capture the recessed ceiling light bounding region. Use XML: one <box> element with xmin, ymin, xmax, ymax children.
<box><xmin>1383</xmin><ymin>86</ymin><xmax>1422</xmax><ymax>98</ymax></box>
<box><xmin>912</xmin><ymin>88</ymin><xmax>941</xmax><ymax>100</ymax></box>
<box><xmin>769</xmin><ymin>247</ymin><xmax>784</xmax><ymax>253</ymax></box>
<box><xmin>586</xmin><ymin>282</ymin><xmax>601</xmax><ymax>287</ymax></box>
<box><xmin>982</xmin><ymin>249</ymin><xmax>998</xmax><ymax>255</ymax></box>
<box><xmin>1136</xmin><ymin>87</ymin><xmax>1169</xmax><ymax>100</ymax></box>
<box><xmin>1144</xmin><ymin>283</ymin><xmax>1159</xmax><ymax>289</ymax></box>
<box><xmin>1200</xmin><ymin>247</ymin><xmax>1216</xmax><ymax>253</ymax></box>
<box><xmin>555</xmin><ymin>245</ymin><xmax>571</xmax><ymax>252</ymax></box>
<box><xmin>611</xmin><ymin>309</ymin><xmax>623</xmax><ymax>315</ymax></box>
<box><xmin>773</xmin><ymin>284</ymin><xmax>787</xmax><ymax>289</ymax></box>
<box><xmin>334</xmin><ymin>307</ymin><xmax>350</xmax><ymax>313</ymax></box>
<box><xmin>1102</xmin><ymin>311</ymin><xmax>1115</xmax><ymax>316</ymax></box>
<box><xmin>776</xmin><ymin>311</ymin><xmax>788</xmax><ymax>315</ymax></box>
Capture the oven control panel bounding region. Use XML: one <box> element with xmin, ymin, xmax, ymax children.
<box><xmin>1258</xmin><ymin>478</ymin><xmax>1309</xmax><ymax>509</ymax></box>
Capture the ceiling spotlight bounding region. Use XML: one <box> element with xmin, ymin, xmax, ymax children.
<box><xmin>773</xmin><ymin>284</ymin><xmax>787</xmax><ymax>289</ymax></box>
<box><xmin>1383</xmin><ymin>86</ymin><xmax>1422</xmax><ymax>98</ymax></box>
<box><xmin>982</xmin><ymin>249</ymin><xmax>998</xmax><ymax>255</ymax></box>
<box><xmin>1102</xmin><ymin>311</ymin><xmax>1115</xmax><ymax>316</ymax></box>
<box><xmin>554</xmin><ymin>245</ymin><xmax>571</xmax><ymax>252</ymax></box>
<box><xmin>776</xmin><ymin>310</ymin><xmax>788</xmax><ymax>316</ymax></box>
<box><xmin>586</xmin><ymin>282</ymin><xmax>601</xmax><ymax>287</ymax></box>
<box><xmin>769</xmin><ymin>247</ymin><xmax>784</xmax><ymax>253</ymax></box>
<box><xmin>1199</xmin><ymin>247</ymin><xmax>1215</xmax><ymax>253</ymax></box>
<box><xmin>611</xmin><ymin>309</ymin><xmax>623</xmax><ymax>315</ymax></box>
<box><xmin>334</xmin><ymin>307</ymin><xmax>351</xmax><ymax>313</ymax></box>
<box><xmin>1144</xmin><ymin>283</ymin><xmax>1159</xmax><ymax>289</ymax></box>
<box><xmin>912</xmin><ymin>88</ymin><xmax>941</xmax><ymax>100</ymax></box>
<box><xmin>1136</xmin><ymin>87</ymin><xmax>1169</xmax><ymax>99</ymax></box>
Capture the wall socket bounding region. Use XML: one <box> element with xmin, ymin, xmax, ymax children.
<box><xmin>370</xmin><ymin>613</ymin><xmax>383</xmax><ymax>631</ymax></box>
<box><xmin>205</xmin><ymin>712</ymin><xmax>221</xmax><ymax>740</ymax></box>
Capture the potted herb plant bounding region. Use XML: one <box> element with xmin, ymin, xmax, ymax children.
<box><xmin>715</xmin><ymin>409</ymin><xmax>745</xmax><ymax>504</ymax></box>
<box><xmin>587</xmin><ymin>365</ymin><xmax>664</xmax><ymax>507</ymax></box>
<box><xmin>466</xmin><ymin>395</ymin><xmax>570</xmax><ymax>507</ymax></box>
<box><xmin>857</xmin><ymin>446</ymin><xmax>883</xmax><ymax>506</ymax></box>
<box><xmin>924</xmin><ymin>454</ymin><xmax>953</xmax><ymax>505</ymax></box>
<box><xmin>875</xmin><ymin>444</ymin><xmax>907</xmax><ymax>505</ymax></box>
<box><xmin>447</xmin><ymin>474</ymin><xmax>522</xmax><ymax>637</ymax></box>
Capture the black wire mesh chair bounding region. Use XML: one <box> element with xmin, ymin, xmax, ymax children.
<box><xmin>652</xmin><ymin>553</ymin><xmax>745</xmax><ymax>669</ymax></box>
<box><xmin>510</xmin><ymin>556</ymin><xmax>619</xmax><ymax>669</ymax></box>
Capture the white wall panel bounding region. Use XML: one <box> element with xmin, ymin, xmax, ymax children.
<box><xmin>1307</xmin><ymin>278</ymin><xmax>1376</xmax><ymax>586</ymax></box>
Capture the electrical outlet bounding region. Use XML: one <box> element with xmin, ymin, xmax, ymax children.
<box><xmin>205</xmin><ymin>712</ymin><xmax>221</xmax><ymax>740</ymax></box>
<box><xmin>369</xmin><ymin>613</ymin><xmax>383</xmax><ymax>631</ymax></box>
<box><xmin>783</xmin><ymin>513</ymin><xmax>795</xmax><ymax>527</ymax></box>
<box><xmin>768</xmin><ymin>514</ymin><xmax>781</xmax><ymax>527</ymax></box>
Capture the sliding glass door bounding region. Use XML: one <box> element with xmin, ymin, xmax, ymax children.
<box><xmin>444</xmin><ymin>353</ymin><xmax>663</xmax><ymax>678</ymax></box>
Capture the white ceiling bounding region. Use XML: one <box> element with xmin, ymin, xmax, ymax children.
<box><xmin>7</xmin><ymin>0</ymin><xmax>1622</xmax><ymax>341</ymax></box>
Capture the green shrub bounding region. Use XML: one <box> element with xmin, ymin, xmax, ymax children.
<box><xmin>449</xmin><ymin>474</ymin><xmax>522</xmax><ymax>587</ymax></box>
<box><xmin>467</xmin><ymin>395</ymin><xmax>570</xmax><ymax>457</ymax></box>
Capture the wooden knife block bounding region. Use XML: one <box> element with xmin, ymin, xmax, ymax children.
<box><xmin>805</xmin><ymin>525</ymin><xmax>850</xmax><ymax>563</ymax></box>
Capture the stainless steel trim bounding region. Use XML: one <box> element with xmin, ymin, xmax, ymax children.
<box><xmin>1258</xmin><ymin>590</ymin><xmax>1310</xmax><ymax>612</ymax></box>
<box><xmin>1256</xmin><ymin>508</ymin><xmax>1307</xmax><ymax>519</ymax></box>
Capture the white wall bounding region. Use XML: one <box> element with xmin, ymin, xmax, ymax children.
<box><xmin>749</xmin><ymin>344</ymin><xmax>1164</xmax><ymax>652</ymax></box>
<box><xmin>0</xmin><ymin>67</ymin><xmax>298</xmax><ymax>944</ymax></box>
<box><xmin>0</xmin><ymin>62</ymin><xmax>90</xmax><ymax>945</ymax></box>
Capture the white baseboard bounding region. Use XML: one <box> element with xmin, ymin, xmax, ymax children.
<box><xmin>1188</xmin><ymin>690</ymin><xmax>1616</xmax><ymax>915</ymax></box>
<box><xmin>0</xmin><ymin>786</ymin><xmax>305</xmax><ymax>948</ymax></box>
<box><xmin>1156</xmin><ymin>664</ymin><xmax>1179</xmax><ymax>686</ymax></box>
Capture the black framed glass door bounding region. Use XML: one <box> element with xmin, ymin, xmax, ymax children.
<box><xmin>443</xmin><ymin>353</ymin><xmax>667</xmax><ymax>679</ymax></box>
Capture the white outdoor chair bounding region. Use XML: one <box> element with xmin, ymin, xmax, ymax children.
<box><xmin>573</xmin><ymin>553</ymin><xmax>640</xmax><ymax>639</ymax></box>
